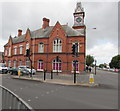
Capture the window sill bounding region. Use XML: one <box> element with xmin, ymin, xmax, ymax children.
<box><xmin>71</xmin><ymin>71</ymin><xmax>79</xmax><ymax>73</ymax></box>
<box><xmin>53</xmin><ymin>70</ymin><xmax>62</xmax><ymax>72</ymax></box>
<box><xmin>37</xmin><ymin>69</ymin><xmax>44</xmax><ymax>71</ymax></box>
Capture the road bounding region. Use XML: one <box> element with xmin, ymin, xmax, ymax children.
<box><xmin>1</xmin><ymin>70</ymin><xmax>118</xmax><ymax>109</ymax></box>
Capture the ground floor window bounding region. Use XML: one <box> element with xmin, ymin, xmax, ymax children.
<box><xmin>37</xmin><ymin>60</ymin><xmax>44</xmax><ymax>71</ymax></box>
<box><xmin>26</xmin><ymin>60</ymin><xmax>30</xmax><ymax>67</ymax></box>
<box><xmin>13</xmin><ymin>61</ymin><xmax>17</xmax><ymax>68</ymax></box>
<box><xmin>8</xmin><ymin>60</ymin><xmax>11</xmax><ymax>67</ymax></box>
<box><xmin>52</xmin><ymin>58</ymin><xmax>62</xmax><ymax>72</ymax></box>
<box><xmin>19</xmin><ymin>60</ymin><xmax>22</xmax><ymax>66</ymax></box>
<box><xmin>72</xmin><ymin>60</ymin><xmax>79</xmax><ymax>73</ymax></box>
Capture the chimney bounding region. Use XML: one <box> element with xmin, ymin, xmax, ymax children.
<box><xmin>18</xmin><ymin>29</ymin><xmax>22</xmax><ymax>36</ymax></box>
<box><xmin>42</xmin><ymin>18</ymin><xmax>50</xmax><ymax>29</ymax></box>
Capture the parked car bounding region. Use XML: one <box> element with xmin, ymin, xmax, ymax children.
<box><xmin>0</xmin><ymin>63</ymin><xmax>8</xmax><ymax>74</ymax></box>
<box><xmin>10</xmin><ymin>67</ymin><xmax>29</xmax><ymax>75</ymax></box>
<box><xmin>18</xmin><ymin>66</ymin><xmax>36</xmax><ymax>75</ymax></box>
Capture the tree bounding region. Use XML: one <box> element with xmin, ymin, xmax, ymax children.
<box><xmin>99</xmin><ymin>64</ymin><xmax>106</xmax><ymax>68</ymax></box>
<box><xmin>109</xmin><ymin>55</ymin><xmax>120</xmax><ymax>69</ymax></box>
<box><xmin>86</xmin><ymin>55</ymin><xmax>94</xmax><ymax>66</ymax></box>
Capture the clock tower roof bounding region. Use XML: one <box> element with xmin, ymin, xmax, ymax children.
<box><xmin>75</xmin><ymin>2</ymin><xmax>84</xmax><ymax>13</ymax></box>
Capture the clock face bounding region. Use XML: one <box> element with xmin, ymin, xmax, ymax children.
<box><xmin>76</xmin><ymin>17</ymin><xmax>82</xmax><ymax>23</ymax></box>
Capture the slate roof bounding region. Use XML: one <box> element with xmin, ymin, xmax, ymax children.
<box><xmin>5</xmin><ymin>25</ymin><xmax>85</xmax><ymax>45</ymax></box>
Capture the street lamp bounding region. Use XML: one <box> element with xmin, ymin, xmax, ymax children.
<box><xmin>95</xmin><ymin>60</ymin><xmax>97</xmax><ymax>75</ymax></box>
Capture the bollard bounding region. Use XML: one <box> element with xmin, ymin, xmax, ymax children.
<box><xmin>74</xmin><ymin>69</ymin><xmax>76</xmax><ymax>83</ymax></box>
<box><xmin>89</xmin><ymin>74</ymin><xmax>94</xmax><ymax>84</ymax></box>
<box><xmin>51</xmin><ymin>70</ymin><xmax>53</xmax><ymax>79</ymax></box>
<box><xmin>18</xmin><ymin>70</ymin><xmax>21</xmax><ymax>77</ymax></box>
<box><xmin>44</xmin><ymin>69</ymin><xmax>47</xmax><ymax>81</ymax></box>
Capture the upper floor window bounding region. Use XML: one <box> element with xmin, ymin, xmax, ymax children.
<box><xmin>38</xmin><ymin>42</ymin><xmax>44</xmax><ymax>53</ymax></box>
<box><xmin>5</xmin><ymin>49</ymin><xmax>7</xmax><ymax>56</ymax></box>
<box><xmin>72</xmin><ymin>42</ymin><xmax>79</xmax><ymax>53</ymax></box>
<box><xmin>26</xmin><ymin>43</ymin><xmax>29</xmax><ymax>50</ymax></box>
<box><xmin>19</xmin><ymin>45</ymin><xmax>23</xmax><ymax>54</ymax></box>
<box><xmin>14</xmin><ymin>46</ymin><xmax>17</xmax><ymax>55</ymax></box>
<box><xmin>53</xmin><ymin>38</ymin><xmax>62</xmax><ymax>52</ymax></box>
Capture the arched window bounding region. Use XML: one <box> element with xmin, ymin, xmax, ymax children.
<box><xmin>72</xmin><ymin>60</ymin><xmax>79</xmax><ymax>73</ymax></box>
<box><xmin>53</xmin><ymin>38</ymin><xmax>62</xmax><ymax>52</ymax></box>
<box><xmin>37</xmin><ymin>60</ymin><xmax>44</xmax><ymax>71</ymax></box>
<box><xmin>38</xmin><ymin>42</ymin><xmax>44</xmax><ymax>53</ymax></box>
<box><xmin>52</xmin><ymin>58</ymin><xmax>62</xmax><ymax>72</ymax></box>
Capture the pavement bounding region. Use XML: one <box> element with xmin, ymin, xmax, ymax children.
<box><xmin>11</xmin><ymin>71</ymin><xmax>99</xmax><ymax>87</ymax></box>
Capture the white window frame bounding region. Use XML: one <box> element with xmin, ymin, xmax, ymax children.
<box><xmin>13</xmin><ymin>61</ymin><xmax>17</xmax><ymax>68</ymax></box>
<box><xmin>37</xmin><ymin>60</ymin><xmax>44</xmax><ymax>71</ymax></box>
<box><xmin>38</xmin><ymin>43</ymin><xmax>44</xmax><ymax>53</ymax></box>
<box><xmin>53</xmin><ymin>38</ymin><xmax>62</xmax><ymax>52</ymax></box>
<box><xmin>8</xmin><ymin>47</ymin><xmax>11</xmax><ymax>56</ymax></box>
<box><xmin>26</xmin><ymin>43</ymin><xmax>29</xmax><ymax>50</ymax></box>
<box><xmin>8</xmin><ymin>60</ymin><xmax>11</xmax><ymax>67</ymax></box>
<box><xmin>52</xmin><ymin>59</ymin><xmax>62</xmax><ymax>72</ymax></box>
<box><xmin>14</xmin><ymin>46</ymin><xmax>17</xmax><ymax>55</ymax></box>
<box><xmin>19</xmin><ymin>60</ymin><xmax>22</xmax><ymax>66</ymax></box>
<box><xmin>19</xmin><ymin>45</ymin><xmax>23</xmax><ymax>54</ymax></box>
<box><xmin>73</xmin><ymin>42</ymin><xmax>79</xmax><ymax>53</ymax></box>
<box><xmin>26</xmin><ymin>60</ymin><xmax>30</xmax><ymax>67</ymax></box>
<box><xmin>5</xmin><ymin>49</ymin><xmax>7</xmax><ymax>56</ymax></box>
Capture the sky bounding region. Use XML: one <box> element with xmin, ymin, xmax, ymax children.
<box><xmin>0</xmin><ymin>0</ymin><xmax>119</xmax><ymax>65</ymax></box>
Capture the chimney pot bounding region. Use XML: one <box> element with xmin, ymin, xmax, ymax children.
<box><xmin>42</xmin><ymin>18</ymin><xmax>50</xmax><ymax>29</ymax></box>
<box><xmin>18</xmin><ymin>29</ymin><xmax>22</xmax><ymax>36</ymax></box>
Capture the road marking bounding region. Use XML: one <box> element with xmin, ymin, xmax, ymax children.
<box><xmin>28</xmin><ymin>99</ymin><xmax>31</xmax><ymax>102</ymax></box>
<box><xmin>35</xmin><ymin>96</ymin><xmax>38</xmax><ymax>99</ymax></box>
<box><xmin>20</xmin><ymin>88</ymin><xmax>23</xmax><ymax>90</ymax></box>
<box><xmin>46</xmin><ymin>92</ymin><xmax>49</xmax><ymax>94</ymax></box>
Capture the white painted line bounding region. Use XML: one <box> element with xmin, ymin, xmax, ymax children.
<box><xmin>28</xmin><ymin>99</ymin><xmax>31</xmax><ymax>102</ymax></box>
<box><xmin>46</xmin><ymin>92</ymin><xmax>49</xmax><ymax>94</ymax></box>
<box><xmin>20</xmin><ymin>88</ymin><xmax>23</xmax><ymax>90</ymax></box>
<box><xmin>35</xmin><ymin>96</ymin><xmax>38</xmax><ymax>99</ymax></box>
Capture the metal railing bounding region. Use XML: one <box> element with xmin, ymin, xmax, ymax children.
<box><xmin>0</xmin><ymin>85</ymin><xmax>33</xmax><ymax>110</ymax></box>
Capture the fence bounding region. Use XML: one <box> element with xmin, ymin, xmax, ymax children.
<box><xmin>0</xmin><ymin>85</ymin><xmax>33</xmax><ymax>110</ymax></box>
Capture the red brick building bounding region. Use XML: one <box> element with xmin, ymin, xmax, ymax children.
<box><xmin>4</xmin><ymin>2</ymin><xmax>86</xmax><ymax>73</ymax></box>
<box><xmin>0</xmin><ymin>52</ymin><xmax>4</xmax><ymax>63</ymax></box>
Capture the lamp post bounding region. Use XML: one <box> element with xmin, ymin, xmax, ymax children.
<box><xmin>95</xmin><ymin>60</ymin><xmax>97</xmax><ymax>75</ymax></box>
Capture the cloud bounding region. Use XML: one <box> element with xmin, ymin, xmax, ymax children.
<box><xmin>0</xmin><ymin>1</ymin><xmax>118</xmax><ymax>65</ymax></box>
<box><xmin>87</xmin><ymin>42</ymin><xmax>118</xmax><ymax>65</ymax></box>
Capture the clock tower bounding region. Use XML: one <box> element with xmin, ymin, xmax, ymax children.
<box><xmin>73</xmin><ymin>2</ymin><xmax>85</xmax><ymax>29</ymax></box>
